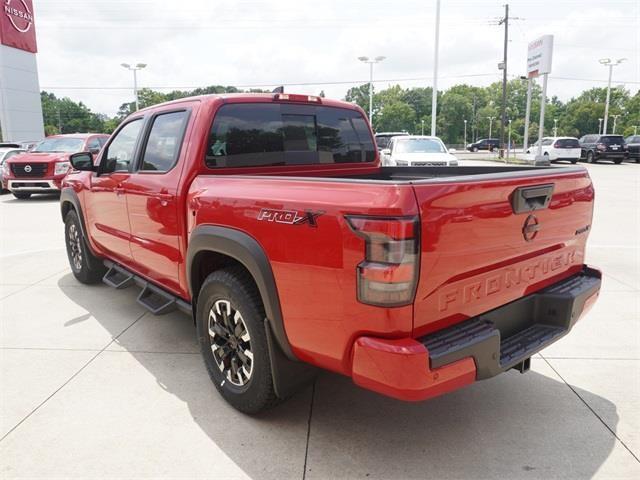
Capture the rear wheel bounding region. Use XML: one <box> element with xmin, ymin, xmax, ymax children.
<box><xmin>571</xmin><ymin>159</ymin><xmax>578</xmax><ymax>164</ymax></box>
<box><xmin>64</xmin><ymin>210</ymin><xmax>106</xmax><ymax>284</ymax></box>
<box><xmin>196</xmin><ymin>267</ymin><xmax>279</xmax><ymax>414</ymax></box>
<box><xmin>12</xmin><ymin>192</ymin><xmax>31</xmax><ymax>199</ymax></box>
<box><xmin>614</xmin><ymin>159</ymin><xmax>623</xmax><ymax>164</ymax></box>
<box><xmin>586</xmin><ymin>151</ymin><xmax>595</xmax><ymax>164</ymax></box>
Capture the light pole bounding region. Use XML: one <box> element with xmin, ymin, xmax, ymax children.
<box><xmin>487</xmin><ymin>116</ymin><xmax>495</xmax><ymax>139</ymax></box>
<box><xmin>599</xmin><ymin>58</ymin><xmax>626</xmax><ymax>134</ymax></box>
<box><xmin>633</xmin><ymin>125</ymin><xmax>638</xmax><ymax>135</ymax></box>
<box><xmin>611</xmin><ymin>114</ymin><xmax>621</xmax><ymax>134</ymax></box>
<box><xmin>553</xmin><ymin>118</ymin><xmax>558</xmax><ymax>137</ymax></box>
<box><xmin>121</xmin><ymin>63</ymin><xmax>147</xmax><ymax>111</ymax></box>
<box><xmin>431</xmin><ymin>0</ymin><xmax>441</xmax><ymax>136</ymax></box>
<box><xmin>598</xmin><ymin>118</ymin><xmax>603</xmax><ymax>134</ymax></box>
<box><xmin>421</xmin><ymin>119</ymin><xmax>425</xmax><ymax>135</ymax></box>
<box><xmin>463</xmin><ymin>119</ymin><xmax>467</xmax><ymax>146</ymax></box>
<box><xmin>358</xmin><ymin>56</ymin><xmax>386</xmax><ymax>122</ymax></box>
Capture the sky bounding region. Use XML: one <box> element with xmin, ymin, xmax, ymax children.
<box><xmin>32</xmin><ymin>0</ymin><xmax>639</xmax><ymax>117</ymax></box>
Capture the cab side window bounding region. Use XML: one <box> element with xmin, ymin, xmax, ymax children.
<box><xmin>140</xmin><ymin>111</ymin><xmax>189</xmax><ymax>172</ymax></box>
<box><xmin>542</xmin><ymin>138</ymin><xmax>553</xmax><ymax>146</ymax></box>
<box><xmin>101</xmin><ymin>119</ymin><xmax>143</xmax><ymax>174</ymax></box>
<box><xmin>87</xmin><ymin>137</ymin><xmax>102</xmax><ymax>154</ymax></box>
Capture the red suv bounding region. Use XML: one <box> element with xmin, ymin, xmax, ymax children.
<box><xmin>3</xmin><ymin>134</ymin><xmax>109</xmax><ymax>199</ymax></box>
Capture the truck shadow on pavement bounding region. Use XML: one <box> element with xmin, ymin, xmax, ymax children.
<box><xmin>58</xmin><ymin>275</ymin><xmax>621</xmax><ymax>480</ymax></box>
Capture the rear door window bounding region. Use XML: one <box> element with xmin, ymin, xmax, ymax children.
<box><xmin>140</xmin><ymin>111</ymin><xmax>189</xmax><ymax>172</ymax></box>
<box><xmin>205</xmin><ymin>103</ymin><xmax>375</xmax><ymax>168</ymax></box>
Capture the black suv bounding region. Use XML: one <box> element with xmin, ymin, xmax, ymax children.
<box><xmin>578</xmin><ymin>134</ymin><xmax>629</xmax><ymax>164</ymax></box>
<box><xmin>624</xmin><ymin>135</ymin><xmax>640</xmax><ymax>163</ymax></box>
<box><xmin>467</xmin><ymin>138</ymin><xmax>500</xmax><ymax>152</ymax></box>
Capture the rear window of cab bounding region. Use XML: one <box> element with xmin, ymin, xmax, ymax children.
<box><xmin>205</xmin><ymin>103</ymin><xmax>376</xmax><ymax>168</ymax></box>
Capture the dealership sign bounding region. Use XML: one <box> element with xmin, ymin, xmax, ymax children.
<box><xmin>0</xmin><ymin>0</ymin><xmax>37</xmax><ymax>53</ymax></box>
<box><xmin>527</xmin><ymin>35</ymin><xmax>553</xmax><ymax>79</ymax></box>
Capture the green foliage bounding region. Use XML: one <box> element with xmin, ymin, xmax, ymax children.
<box><xmin>40</xmin><ymin>82</ymin><xmax>639</xmax><ymax>143</ymax></box>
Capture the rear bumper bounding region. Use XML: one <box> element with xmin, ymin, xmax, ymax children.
<box><xmin>351</xmin><ymin>265</ymin><xmax>601</xmax><ymax>401</ymax></box>
<box><xmin>8</xmin><ymin>179</ymin><xmax>61</xmax><ymax>193</ymax></box>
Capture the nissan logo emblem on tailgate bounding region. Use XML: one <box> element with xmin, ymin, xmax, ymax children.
<box><xmin>24</xmin><ymin>165</ymin><xmax>32</xmax><ymax>173</ymax></box>
<box><xmin>523</xmin><ymin>214</ymin><xmax>540</xmax><ymax>242</ymax></box>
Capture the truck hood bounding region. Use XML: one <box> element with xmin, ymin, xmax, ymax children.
<box><xmin>8</xmin><ymin>152</ymin><xmax>71</xmax><ymax>164</ymax></box>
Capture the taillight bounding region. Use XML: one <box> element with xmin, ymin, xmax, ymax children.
<box><xmin>596</xmin><ymin>143</ymin><xmax>607</xmax><ymax>151</ymax></box>
<box><xmin>346</xmin><ymin>216</ymin><xmax>419</xmax><ymax>306</ymax></box>
<box><xmin>273</xmin><ymin>93</ymin><xmax>322</xmax><ymax>103</ymax></box>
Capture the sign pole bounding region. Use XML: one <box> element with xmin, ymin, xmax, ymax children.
<box><xmin>523</xmin><ymin>78</ymin><xmax>532</xmax><ymax>152</ymax></box>
<box><xmin>536</xmin><ymin>73</ymin><xmax>548</xmax><ymax>159</ymax></box>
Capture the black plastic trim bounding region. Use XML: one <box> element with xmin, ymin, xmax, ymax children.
<box><xmin>186</xmin><ymin>225</ymin><xmax>296</xmax><ymax>360</ymax></box>
<box><xmin>420</xmin><ymin>266</ymin><xmax>601</xmax><ymax>380</ymax></box>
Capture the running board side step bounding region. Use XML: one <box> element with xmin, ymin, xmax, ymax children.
<box><xmin>102</xmin><ymin>260</ymin><xmax>191</xmax><ymax>316</ymax></box>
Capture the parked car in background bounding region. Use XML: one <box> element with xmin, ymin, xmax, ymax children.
<box><xmin>624</xmin><ymin>135</ymin><xmax>640</xmax><ymax>162</ymax></box>
<box><xmin>578</xmin><ymin>134</ymin><xmax>628</xmax><ymax>164</ymax></box>
<box><xmin>526</xmin><ymin>137</ymin><xmax>581</xmax><ymax>164</ymax></box>
<box><xmin>467</xmin><ymin>138</ymin><xmax>499</xmax><ymax>152</ymax></box>
<box><xmin>374</xmin><ymin>131</ymin><xmax>409</xmax><ymax>150</ymax></box>
<box><xmin>0</xmin><ymin>147</ymin><xmax>26</xmax><ymax>193</ymax></box>
<box><xmin>381</xmin><ymin>135</ymin><xmax>458</xmax><ymax>166</ymax></box>
<box><xmin>2</xmin><ymin>133</ymin><xmax>109</xmax><ymax>199</ymax></box>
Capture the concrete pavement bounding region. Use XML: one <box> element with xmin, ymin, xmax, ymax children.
<box><xmin>1</xmin><ymin>162</ymin><xmax>639</xmax><ymax>479</ymax></box>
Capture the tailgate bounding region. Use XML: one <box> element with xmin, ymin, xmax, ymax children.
<box><xmin>411</xmin><ymin>168</ymin><xmax>594</xmax><ymax>337</ymax></box>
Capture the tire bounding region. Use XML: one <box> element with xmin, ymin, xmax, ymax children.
<box><xmin>12</xmin><ymin>192</ymin><xmax>31</xmax><ymax>199</ymax></box>
<box><xmin>614</xmin><ymin>159</ymin><xmax>623</xmax><ymax>165</ymax></box>
<box><xmin>472</xmin><ymin>147</ymin><xmax>478</xmax><ymax>152</ymax></box>
<box><xmin>64</xmin><ymin>210</ymin><xmax>106</xmax><ymax>284</ymax></box>
<box><xmin>586</xmin><ymin>151</ymin><xmax>595</xmax><ymax>164</ymax></box>
<box><xmin>571</xmin><ymin>159</ymin><xmax>578</xmax><ymax>164</ymax></box>
<box><xmin>196</xmin><ymin>266</ymin><xmax>279</xmax><ymax>414</ymax></box>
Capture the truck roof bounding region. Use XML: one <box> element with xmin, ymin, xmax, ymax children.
<box><xmin>135</xmin><ymin>93</ymin><xmax>364</xmax><ymax>114</ymax></box>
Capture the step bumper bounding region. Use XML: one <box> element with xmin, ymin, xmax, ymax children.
<box><xmin>351</xmin><ymin>265</ymin><xmax>601</xmax><ymax>401</ymax></box>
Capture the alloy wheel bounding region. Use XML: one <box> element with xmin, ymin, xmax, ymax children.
<box><xmin>68</xmin><ymin>224</ymin><xmax>83</xmax><ymax>271</ymax></box>
<box><xmin>208</xmin><ymin>299</ymin><xmax>253</xmax><ymax>386</ymax></box>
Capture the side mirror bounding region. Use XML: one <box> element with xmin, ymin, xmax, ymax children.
<box><xmin>381</xmin><ymin>148</ymin><xmax>391</xmax><ymax>156</ymax></box>
<box><xmin>69</xmin><ymin>152</ymin><xmax>96</xmax><ymax>171</ymax></box>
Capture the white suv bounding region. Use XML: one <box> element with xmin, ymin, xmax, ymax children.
<box><xmin>526</xmin><ymin>137</ymin><xmax>581</xmax><ymax>163</ymax></box>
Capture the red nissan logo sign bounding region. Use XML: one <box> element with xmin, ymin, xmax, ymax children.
<box><xmin>5</xmin><ymin>0</ymin><xmax>33</xmax><ymax>33</ymax></box>
<box><xmin>0</xmin><ymin>0</ymin><xmax>37</xmax><ymax>53</ymax></box>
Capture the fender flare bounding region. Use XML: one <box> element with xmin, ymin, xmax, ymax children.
<box><xmin>60</xmin><ymin>188</ymin><xmax>99</xmax><ymax>257</ymax></box>
<box><xmin>186</xmin><ymin>225</ymin><xmax>296</xmax><ymax>361</ymax></box>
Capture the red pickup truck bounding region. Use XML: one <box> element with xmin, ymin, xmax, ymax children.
<box><xmin>60</xmin><ymin>93</ymin><xmax>601</xmax><ymax>413</ymax></box>
<box><xmin>3</xmin><ymin>134</ymin><xmax>109</xmax><ymax>199</ymax></box>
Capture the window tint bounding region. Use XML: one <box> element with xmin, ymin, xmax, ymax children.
<box><xmin>555</xmin><ymin>138</ymin><xmax>580</xmax><ymax>148</ymax></box>
<box><xmin>87</xmin><ymin>137</ymin><xmax>101</xmax><ymax>152</ymax></box>
<box><xmin>600</xmin><ymin>136</ymin><xmax>624</xmax><ymax>145</ymax></box>
<box><xmin>98</xmin><ymin>136</ymin><xmax>109</xmax><ymax>147</ymax></box>
<box><xmin>541</xmin><ymin>138</ymin><xmax>553</xmax><ymax>146</ymax></box>
<box><xmin>206</xmin><ymin>103</ymin><xmax>375</xmax><ymax>168</ymax></box>
<box><xmin>141</xmin><ymin>111</ymin><xmax>189</xmax><ymax>172</ymax></box>
<box><xmin>102</xmin><ymin>119</ymin><xmax>143</xmax><ymax>173</ymax></box>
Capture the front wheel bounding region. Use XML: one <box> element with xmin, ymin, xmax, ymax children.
<box><xmin>472</xmin><ymin>147</ymin><xmax>478</xmax><ymax>152</ymax></box>
<box><xmin>196</xmin><ymin>267</ymin><xmax>279</xmax><ymax>414</ymax></box>
<box><xmin>65</xmin><ymin>210</ymin><xmax>106</xmax><ymax>283</ymax></box>
<box><xmin>614</xmin><ymin>159</ymin><xmax>623</xmax><ymax>164</ymax></box>
<box><xmin>12</xmin><ymin>192</ymin><xmax>31</xmax><ymax>199</ymax></box>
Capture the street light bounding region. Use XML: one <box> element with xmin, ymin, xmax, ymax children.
<box><xmin>553</xmin><ymin>118</ymin><xmax>558</xmax><ymax>137</ymax></box>
<box><xmin>598</xmin><ymin>118</ymin><xmax>603</xmax><ymax>134</ymax></box>
<box><xmin>463</xmin><ymin>119</ymin><xmax>467</xmax><ymax>146</ymax></box>
<box><xmin>421</xmin><ymin>119</ymin><xmax>425</xmax><ymax>135</ymax></box>
<box><xmin>611</xmin><ymin>114</ymin><xmax>622</xmax><ymax>134</ymax></box>
<box><xmin>633</xmin><ymin>125</ymin><xmax>638</xmax><ymax>135</ymax></box>
<box><xmin>487</xmin><ymin>116</ymin><xmax>495</xmax><ymax>139</ymax></box>
<box><xmin>358</xmin><ymin>56</ymin><xmax>386</xmax><ymax>122</ymax></box>
<box><xmin>121</xmin><ymin>62</ymin><xmax>147</xmax><ymax>111</ymax></box>
<box><xmin>599</xmin><ymin>58</ymin><xmax>626</xmax><ymax>134</ymax></box>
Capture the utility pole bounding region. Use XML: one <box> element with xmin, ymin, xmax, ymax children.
<box><xmin>553</xmin><ymin>118</ymin><xmax>558</xmax><ymax>137</ymax></box>
<box><xmin>599</xmin><ymin>58</ymin><xmax>626</xmax><ymax>134</ymax></box>
<box><xmin>523</xmin><ymin>76</ymin><xmax>532</xmax><ymax>152</ymax></box>
<box><xmin>57</xmin><ymin>105</ymin><xmax>62</xmax><ymax>133</ymax></box>
<box><xmin>498</xmin><ymin>4</ymin><xmax>509</xmax><ymax>158</ymax></box>
<box><xmin>431</xmin><ymin>0</ymin><xmax>441</xmax><ymax>136</ymax></box>
<box><xmin>633</xmin><ymin>125</ymin><xmax>638</xmax><ymax>135</ymax></box>
<box><xmin>463</xmin><ymin>119</ymin><xmax>467</xmax><ymax>146</ymax></box>
<box><xmin>421</xmin><ymin>119</ymin><xmax>425</xmax><ymax>135</ymax></box>
<box><xmin>598</xmin><ymin>118</ymin><xmax>603</xmax><ymax>134</ymax></box>
<box><xmin>487</xmin><ymin>116</ymin><xmax>495</xmax><ymax>138</ymax></box>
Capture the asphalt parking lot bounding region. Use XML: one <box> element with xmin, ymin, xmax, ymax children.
<box><xmin>1</xmin><ymin>161</ymin><xmax>639</xmax><ymax>479</ymax></box>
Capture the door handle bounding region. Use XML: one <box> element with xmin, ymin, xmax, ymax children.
<box><xmin>115</xmin><ymin>187</ymin><xmax>125</xmax><ymax>196</ymax></box>
<box><xmin>153</xmin><ymin>193</ymin><xmax>174</xmax><ymax>207</ymax></box>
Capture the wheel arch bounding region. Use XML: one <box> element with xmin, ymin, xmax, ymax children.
<box><xmin>187</xmin><ymin>225</ymin><xmax>296</xmax><ymax>361</ymax></box>
<box><xmin>60</xmin><ymin>188</ymin><xmax>98</xmax><ymax>257</ymax></box>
